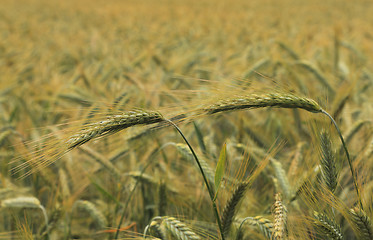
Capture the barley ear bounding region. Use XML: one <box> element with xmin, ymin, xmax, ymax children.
<box><xmin>221</xmin><ymin>181</ymin><xmax>249</xmax><ymax>236</ymax></box>
<box><xmin>144</xmin><ymin>217</ymin><xmax>167</xmax><ymax>239</ymax></box>
<box><xmin>236</xmin><ymin>216</ymin><xmax>273</xmax><ymax>240</ymax></box>
<box><xmin>67</xmin><ymin>109</ymin><xmax>164</xmax><ymax>150</ymax></box>
<box><xmin>202</xmin><ymin>93</ymin><xmax>323</xmax><ymax>115</ymax></box>
<box><xmin>73</xmin><ymin>200</ymin><xmax>107</xmax><ymax>229</ymax></box>
<box><xmin>161</xmin><ymin>216</ymin><xmax>201</xmax><ymax>240</ymax></box>
<box><xmin>272</xmin><ymin>193</ymin><xmax>287</xmax><ymax>240</ymax></box>
<box><xmin>319</xmin><ymin>131</ymin><xmax>339</xmax><ymax>193</ymax></box>
<box><xmin>313</xmin><ymin>211</ymin><xmax>343</xmax><ymax>240</ymax></box>
<box><xmin>349</xmin><ymin>207</ymin><xmax>373</xmax><ymax>240</ymax></box>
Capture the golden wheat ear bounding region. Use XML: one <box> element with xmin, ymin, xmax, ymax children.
<box><xmin>201</xmin><ymin>93</ymin><xmax>322</xmax><ymax>115</ymax></box>
<box><xmin>66</xmin><ymin>109</ymin><xmax>164</xmax><ymax>149</ymax></box>
<box><xmin>11</xmin><ymin>109</ymin><xmax>165</xmax><ymax>178</ymax></box>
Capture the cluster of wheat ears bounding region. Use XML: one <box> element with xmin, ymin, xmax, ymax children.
<box><xmin>6</xmin><ymin>89</ymin><xmax>372</xmax><ymax>240</ymax></box>
<box><xmin>1</xmin><ymin>1</ymin><xmax>373</xmax><ymax>239</ymax></box>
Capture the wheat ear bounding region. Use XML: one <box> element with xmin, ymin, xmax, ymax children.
<box><xmin>144</xmin><ymin>217</ymin><xmax>166</xmax><ymax>239</ymax></box>
<box><xmin>221</xmin><ymin>181</ymin><xmax>250</xmax><ymax>237</ymax></box>
<box><xmin>73</xmin><ymin>200</ymin><xmax>107</xmax><ymax>229</ymax></box>
<box><xmin>67</xmin><ymin>109</ymin><xmax>164</xmax><ymax>149</ymax></box>
<box><xmin>349</xmin><ymin>207</ymin><xmax>373</xmax><ymax>240</ymax></box>
<box><xmin>1</xmin><ymin>196</ymin><xmax>49</xmax><ymax>236</ymax></box>
<box><xmin>153</xmin><ymin>216</ymin><xmax>201</xmax><ymax>240</ymax></box>
<box><xmin>236</xmin><ymin>216</ymin><xmax>273</xmax><ymax>239</ymax></box>
<box><xmin>13</xmin><ymin>109</ymin><xmax>164</xmax><ymax>177</ymax></box>
<box><xmin>202</xmin><ymin>93</ymin><xmax>322</xmax><ymax>115</ymax></box>
<box><xmin>320</xmin><ymin>131</ymin><xmax>339</xmax><ymax>193</ymax></box>
<box><xmin>313</xmin><ymin>211</ymin><xmax>343</xmax><ymax>240</ymax></box>
<box><xmin>173</xmin><ymin>143</ymin><xmax>215</xmax><ymax>187</ymax></box>
<box><xmin>272</xmin><ymin>193</ymin><xmax>287</xmax><ymax>240</ymax></box>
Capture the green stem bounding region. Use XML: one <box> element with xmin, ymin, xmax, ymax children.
<box><xmin>321</xmin><ymin>110</ymin><xmax>363</xmax><ymax>210</ymax></box>
<box><xmin>166</xmin><ymin>119</ymin><xmax>225</xmax><ymax>240</ymax></box>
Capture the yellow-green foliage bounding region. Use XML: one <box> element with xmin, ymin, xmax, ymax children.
<box><xmin>1</xmin><ymin>0</ymin><xmax>372</xmax><ymax>239</ymax></box>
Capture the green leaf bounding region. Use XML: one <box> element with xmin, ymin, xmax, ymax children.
<box><xmin>214</xmin><ymin>143</ymin><xmax>226</xmax><ymax>199</ymax></box>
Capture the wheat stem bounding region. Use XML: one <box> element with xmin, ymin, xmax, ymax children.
<box><xmin>321</xmin><ymin>110</ymin><xmax>363</xmax><ymax>210</ymax></box>
<box><xmin>166</xmin><ymin>119</ymin><xmax>225</xmax><ymax>240</ymax></box>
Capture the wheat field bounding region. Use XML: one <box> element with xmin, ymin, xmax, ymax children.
<box><xmin>0</xmin><ymin>0</ymin><xmax>372</xmax><ymax>239</ymax></box>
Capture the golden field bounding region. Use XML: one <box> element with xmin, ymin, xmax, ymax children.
<box><xmin>0</xmin><ymin>0</ymin><xmax>372</xmax><ymax>239</ymax></box>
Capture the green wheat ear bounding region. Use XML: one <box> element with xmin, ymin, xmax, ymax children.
<box><xmin>202</xmin><ymin>93</ymin><xmax>322</xmax><ymax>114</ymax></box>
<box><xmin>349</xmin><ymin>207</ymin><xmax>373</xmax><ymax>240</ymax></box>
<box><xmin>319</xmin><ymin>130</ymin><xmax>339</xmax><ymax>193</ymax></box>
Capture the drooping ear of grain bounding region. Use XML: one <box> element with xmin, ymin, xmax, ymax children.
<box><xmin>144</xmin><ymin>217</ymin><xmax>166</xmax><ymax>239</ymax></box>
<box><xmin>173</xmin><ymin>143</ymin><xmax>215</xmax><ymax>188</ymax></box>
<box><xmin>67</xmin><ymin>109</ymin><xmax>164</xmax><ymax>150</ymax></box>
<box><xmin>12</xmin><ymin>109</ymin><xmax>164</xmax><ymax>177</ymax></box>
<box><xmin>349</xmin><ymin>207</ymin><xmax>373</xmax><ymax>240</ymax></box>
<box><xmin>202</xmin><ymin>93</ymin><xmax>322</xmax><ymax>115</ymax></box>
<box><xmin>236</xmin><ymin>216</ymin><xmax>273</xmax><ymax>239</ymax></box>
<box><xmin>313</xmin><ymin>211</ymin><xmax>343</xmax><ymax>240</ymax></box>
<box><xmin>73</xmin><ymin>200</ymin><xmax>108</xmax><ymax>229</ymax></box>
<box><xmin>1</xmin><ymin>196</ymin><xmax>41</xmax><ymax>209</ymax></box>
<box><xmin>149</xmin><ymin>216</ymin><xmax>201</xmax><ymax>240</ymax></box>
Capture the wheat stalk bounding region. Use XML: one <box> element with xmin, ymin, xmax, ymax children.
<box><xmin>73</xmin><ymin>200</ymin><xmax>108</xmax><ymax>229</ymax></box>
